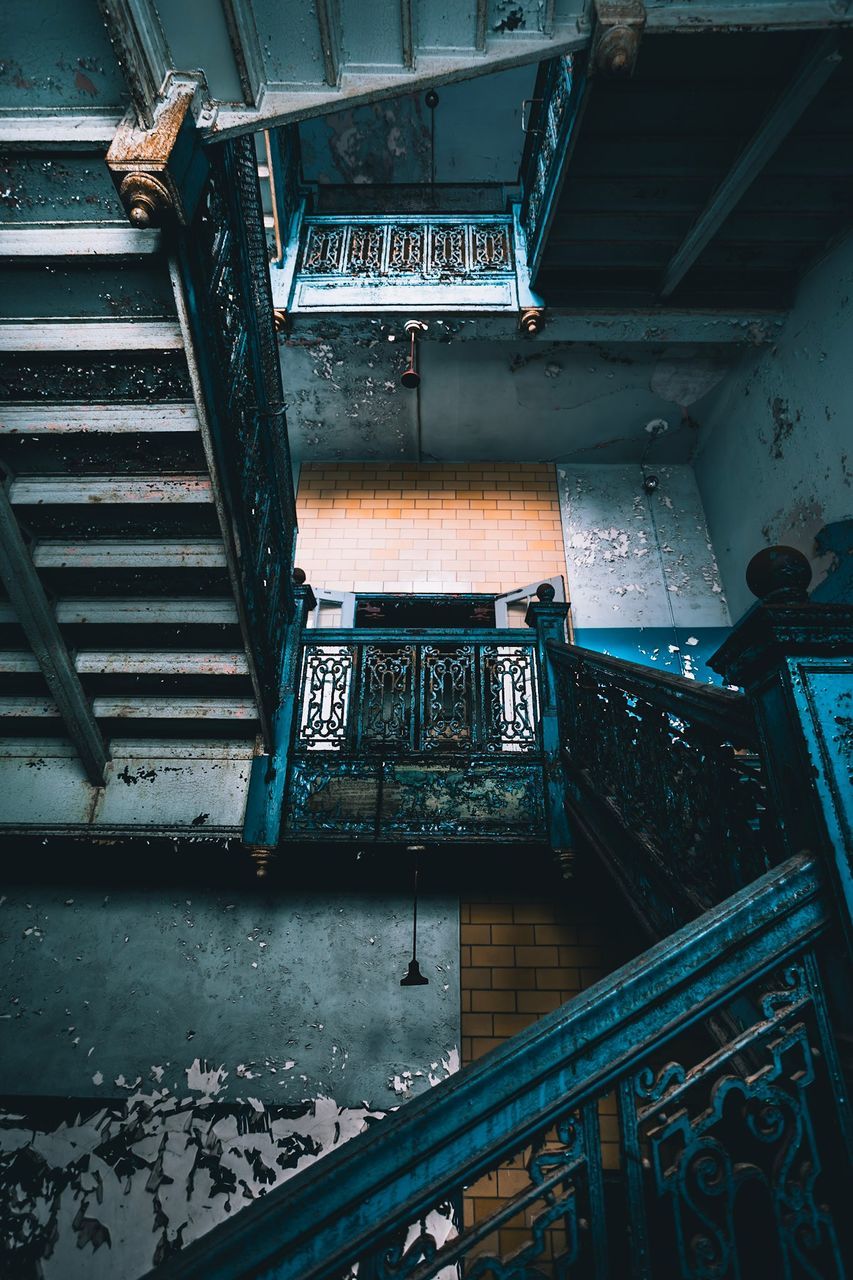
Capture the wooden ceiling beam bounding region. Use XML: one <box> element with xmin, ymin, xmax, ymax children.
<box><xmin>660</xmin><ymin>32</ymin><xmax>842</xmax><ymax>299</ymax></box>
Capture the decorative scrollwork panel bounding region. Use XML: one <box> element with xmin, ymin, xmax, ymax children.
<box><xmin>482</xmin><ymin>645</ymin><xmax>539</xmax><ymax>753</ymax></box>
<box><xmin>553</xmin><ymin>657</ymin><xmax>773</xmax><ymax>918</ymax></box>
<box><xmin>421</xmin><ymin>646</ymin><xmax>474</xmax><ymax>751</ymax></box>
<box><xmin>358</xmin><ymin>645</ymin><xmax>416</xmax><ymax>751</ymax></box>
<box><xmin>347</xmin><ymin>1109</ymin><xmax>601</xmax><ymax>1280</ymax></box>
<box><xmin>620</xmin><ymin>957</ymin><xmax>850</xmax><ymax>1280</ymax></box>
<box><xmin>297</xmin><ymin>645</ymin><xmax>355</xmax><ymax>751</ymax></box>
<box><xmin>296</xmin><ymin>218</ymin><xmax>514</xmax><ymax>286</ymax></box>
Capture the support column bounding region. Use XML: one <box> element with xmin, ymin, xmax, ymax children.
<box><xmin>710</xmin><ymin>546</ymin><xmax>853</xmax><ymax>953</ymax></box>
<box><xmin>242</xmin><ymin>576</ymin><xmax>316</xmax><ymax>874</ymax></box>
<box><xmin>526</xmin><ymin>583</ymin><xmax>574</xmax><ymax>869</ymax></box>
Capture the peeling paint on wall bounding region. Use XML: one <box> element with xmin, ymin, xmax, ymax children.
<box><xmin>0</xmin><ymin>884</ymin><xmax>460</xmax><ymax>1277</ymax></box>
<box><xmin>696</xmin><ymin>231</ymin><xmax>853</xmax><ymax>620</ymax></box>
<box><xmin>0</xmin><ymin>1082</ymin><xmax>394</xmax><ymax>1278</ymax></box>
<box><xmin>0</xmin><ymin>888</ymin><xmax>460</xmax><ymax>1108</ymax></box>
<box><xmin>556</xmin><ymin>463</ymin><xmax>730</xmax><ymax>679</ymax></box>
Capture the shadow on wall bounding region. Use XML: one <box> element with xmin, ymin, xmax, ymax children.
<box><xmin>811</xmin><ymin>520</ymin><xmax>853</xmax><ymax>603</ymax></box>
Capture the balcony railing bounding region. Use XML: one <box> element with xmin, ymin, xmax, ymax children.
<box><xmin>285</xmin><ymin>628</ymin><xmax>546</xmax><ymax>841</ymax></box>
<box><xmin>275</xmin><ymin>213</ymin><xmax>526</xmax><ymax>313</ymax></box>
<box><xmin>548</xmin><ymin>641</ymin><xmax>777</xmax><ymax>937</ymax></box>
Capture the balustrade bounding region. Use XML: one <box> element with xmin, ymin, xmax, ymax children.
<box><xmin>285</xmin><ymin>629</ymin><xmax>546</xmax><ymax>841</ymax></box>
<box><xmin>547</xmin><ymin>643</ymin><xmax>776</xmax><ymax>936</ymax></box>
<box><xmin>149</xmin><ymin>855</ymin><xmax>851</xmax><ymax>1280</ymax></box>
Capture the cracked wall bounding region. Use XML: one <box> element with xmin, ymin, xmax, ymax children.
<box><xmin>0</xmin><ymin>885</ymin><xmax>459</xmax><ymax>1277</ymax></box>
<box><xmin>695</xmin><ymin>231</ymin><xmax>853</xmax><ymax>620</ymax></box>
<box><xmin>556</xmin><ymin>463</ymin><xmax>730</xmax><ymax>680</ymax></box>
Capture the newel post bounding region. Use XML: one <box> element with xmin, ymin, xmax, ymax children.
<box><xmin>526</xmin><ymin>583</ymin><xmax>574</xmax><ymax>868</ymax></box>
<box><xmin>709</xmin><ymin>546</ymin><xmax>853</xmax><ymax>952</ymax></box>
<box><xmin>243</xmin><ymin>572</ymin><xmax>316</xmax><ymax>875</ymax></box>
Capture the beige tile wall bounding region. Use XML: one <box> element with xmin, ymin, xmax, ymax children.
<box><xmin>459</xmin><ymin>891</ymin><xmax>632</xmax><ymax>1261</ymax></box>
<box><xmin>294</xmin><ymin>462</ymin><xmax>567</xmax><ymax>595</ymax></box>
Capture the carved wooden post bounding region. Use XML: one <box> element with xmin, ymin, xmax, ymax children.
<box><xmin>243</xmin><ymin>573</ymin><xmax>316</xmax><ymax>875</ymax></box>
<box><xmin>526</xmin><ymin>583</ymin><xmax>574</xmax><ymax>869</ymax></box>
<box><xmin>710</xmin><ymin>546</ymin><xmax>853</xmax><ymax>951</ymax></box>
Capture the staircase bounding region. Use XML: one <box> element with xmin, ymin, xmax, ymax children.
<box><xmin>146</xmin><ymin>852</ymin><xmax>850</xmax><ymax>1279</ymax></box>
<box><xmin>142</xmin><ymin>602</ymin><xmax>853</xmax><ymax>1279</ymax></box>
<box><xmin>0</xmin><ymin>133</ymin><xmax>296</xmax><ymax>836</ymax></box>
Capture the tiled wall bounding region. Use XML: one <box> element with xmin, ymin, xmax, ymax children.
<box><xmin>295</xmin><ymin>462</ymin><xmax>567</xmax><ymax>595</ymax></box>
<box><xmin>459</xmin><ymin>889</ymin><xmax>634</xmax><ymax>1259</ymax></box>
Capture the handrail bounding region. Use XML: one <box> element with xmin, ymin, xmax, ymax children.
<box><xmin>549</xmin><ymin>639</ymin><xmax>775</xmax><ymax>934</ymax></box>
<box><xmin>147</xmin><ymin>854</ymin><xmax>831</xmax><ymax>1280</ymax></box>
<box><xmin>303</xmin><ymin>627</ymin><xmax>535</xmax><ymax>646</ymax></box>
<box><xmin>546</xmin><ymin>639</ymin><xmax>756</xmax><ymax>743</ymax></box>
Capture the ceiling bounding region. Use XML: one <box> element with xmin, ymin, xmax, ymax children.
<box><xmin>536</xmin><ymin>31</ymin><xmax>853</xmax><ymax>308</ymax></box>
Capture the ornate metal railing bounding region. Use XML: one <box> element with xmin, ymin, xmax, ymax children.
<box><xmin>548</xmin><ymin>642</ymin><xmax>777</xmax><ymax>937</ymax></box>
<box><xmin>284</xmin><ymin>628</ymin><xmax>546</xmax><ymax>841</ymax></box>
<box><xmin>519</xmin><ymin>52</ymin><xmax>585</xmax><ymax>281</ymax></box>
<box><xmin>301</xmin><ymin>216</ymin><xmax>514</xmax><ymax>279</ymax></box>
<box><xmin>175</xmin><ymin>135</ymin><xmax>298</xmax><ymax>744</ymax></box>
<box><xmin>287</xmin><ymin>214</ymin><xmax>520</xmax><ymax>312</ymax></box>
<box><xmin>146</xmin><ymin>854</ymin><xmax>852</xmax><ymax>1280</ymax></box>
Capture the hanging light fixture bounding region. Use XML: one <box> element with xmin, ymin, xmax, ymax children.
<box><xmin>401</xmin><ymin>320</ymin><xmax>427</xmax><ymax>389</ymax></box>
<box><xmin>400</xmin><ymin>845</ymin><xmax>429</xmax><ymax>986</ymax></box>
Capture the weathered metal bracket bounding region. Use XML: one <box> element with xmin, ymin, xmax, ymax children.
<box><xmin>591</xmin><ymin>0</ymin><xmax>646</xmax><ymax>77</ymax></box>
<box><xmin>106</xmin><ymin>75</ymin><xmax>210</xmax><ymax>227</ymax></box>
<box><xmin>242</xmin><ymin>582</ymin><xmax>316</xmax><ymax>872</ymax></box>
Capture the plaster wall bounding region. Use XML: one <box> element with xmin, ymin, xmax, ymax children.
<box><xmin>0</xmin><ymin>883</ymin><xmax>459</xmax><ymax>1278</ymax></box>
<box><xmin>556</xmin><ymin>463</ymin><xmax>730</xmax><ymax>678</ymax></box>
<box><xmin>694</xmin><ymin>232</ymin><xmax>853</xmax><ymax>621</ymax></box>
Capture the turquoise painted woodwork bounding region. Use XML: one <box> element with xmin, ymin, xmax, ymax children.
<box><xmin>711</xmin><ymin>573</ymin><xmax>853</xmax><ymax>955</ymax></box>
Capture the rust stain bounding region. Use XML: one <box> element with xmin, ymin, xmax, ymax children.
<box><xmin>75</xmin><ymin>70</ymin><xmax>99</xmax><ymax>97</ymax></box>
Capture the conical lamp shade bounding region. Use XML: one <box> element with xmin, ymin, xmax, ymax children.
<box><xmin>400</xmin><ymin>958</ymin><xmax>429</xmax><ymax>986</ymax></box>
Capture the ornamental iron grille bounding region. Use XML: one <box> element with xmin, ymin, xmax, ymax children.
<box><xmin>549</xmin><ymin>643</ymin><xmax>776</xmax><ymax>932</ymax></box>
<box><xmin>285</xmin><ymin>630</ymin><xmax>545</xmax><ymax>840</ymax></box>
<box><xmin>299</xmin><ymin>217</ymin><xmax>514</xmax><ymax>281</ymax></box>
<box><xmin>176</xmin><ymin>136</ymin><xmax>297</xmax><ymax>738</ymax></box>
<box><xmin>340</xmin><ymin>951</ymin><xmax>850</xmax><ymax>1280</ymax></box>
<box><xmin>260</xmin><ymin>858</ymin><xmax>850</xmax><ymax>1280</ymax></box>
<box><xmin>520</xmin><ymin>53</ymin><xmax>582</xmax><ymax>280</ymax></box>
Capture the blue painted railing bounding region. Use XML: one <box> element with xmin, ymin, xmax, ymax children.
<box><xmin>284</xmin><ymin>627</ymin><xmax>547</xmax><ymax>842</ymax></box>
<box><xmin>176</xmin><ymin>136</ymin><xmax>298</xmax><ymax>747</ymax></box>
<box><xmin>145</xmin><ymin>854</ymin><xmax>851</xmax><ymax>1280</ymax></box>
<box><xmin>547</xmin><ymin>640</ymin><xmax>777</xmax><ymax>938</ymax></box>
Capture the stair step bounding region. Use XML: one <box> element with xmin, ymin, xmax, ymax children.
<box><xmin>0</xmin><ymin>404</ymin><xmax>199</xmax><ymax>434</ymax></box>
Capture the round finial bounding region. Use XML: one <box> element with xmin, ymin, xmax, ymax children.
<box><xmin>519</xmin><ymin>307</ymin><xmax>545</xmax><ymax>337</ymax></box>
<box><xmin>425</xmin><ymin>89</ymin><xmax>439</xmax><ymax>109</ymax></box>
<box><xmin>129</xmin><ymin>202</ymin><xmax>152</xmax><ymax>228</ymax></box>
<box><xmin>536</xmin><ymin>582</ymin><xmax>556</xmax><ymax>603</ymax></box>
<box><xmin>292</xmin><ymin>566</ymin><xmax>307</xmax><ymax>585</ymax></box>
<box><xmin>118</xmin><ymin>172</ymin><xmax>171</xmax><ymax>230</ymax></box>
<box><xmin>250</xmin><ymin>847</ymin><xmax>272</xmax><ymax>879</ymax></box>
<box><xmin>746</xmin><ymin>545</ymin><xmax>812</xmax><ymax>603</ymax></box>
